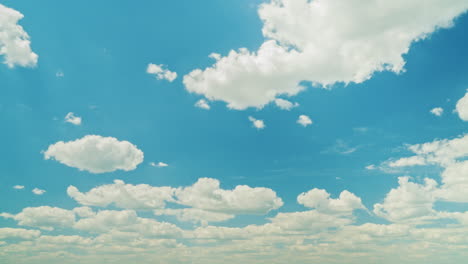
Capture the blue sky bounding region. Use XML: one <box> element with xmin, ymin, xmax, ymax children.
<box><xmin>1</xmin><ymin>0</ymin><xmax>468</xmax><ymax>263</ymax></box>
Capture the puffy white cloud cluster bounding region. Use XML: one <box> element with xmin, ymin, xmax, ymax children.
<box><xmin>297</xmin><ymin>115</ymin><xmax>312</xmax><ymax>127</ymax></box>
<box><xmin>146</xmin><ymin>63</ymin><xmax>177</xmax><ymax>82</ymax></box>
<box><xmin>248</xmin><ymin>116</ymin><xmax>265</xmax><ymax>130</ymax></box>
<box><xmin>0</xmin><ymin>206</ymin><xmax>75</xmax><ymax>231</ymax></box>
<box><xmin>430</xmin><ymin>107</ymin><xmax>444</xmax><ymax>117</ymax></box>
<box><xmin>43</xmin><ymin>135</ymin><xmax>144</xmax><ymax>174</ymax></box>
<box><xmin>64</xmin><ymin>112</ymin><xmax>82</xmax><ymax>126</ymax></box>
<box><xmin>0</xmin><ymin>4</ymin><xmax>38</xmax><ymax>68</ymax></box>
<box><xmin>456</xmin><ymin>91</ymin><xmax>468</xmax><ymax>121</ymax></box>
<box><xmin>68</xmin><ymin>178</ymin><xmax>283</xmax><ymax>224</ymax></box>
<box><xmin>184</xmin><ymin>0</ymin><xmax>468</xmax><ymax>110</ymax></box>
<box><xmin>0</xmin><ymin>228</ymin><xmax>40</xmax><ymax>240</ymax></box>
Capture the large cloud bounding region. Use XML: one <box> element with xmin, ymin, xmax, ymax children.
<box><xmin>0</xmin><ymin>228</ymin><xmax>40</xmax><ymax>240</ymax></box>
<box><xmin>456</xmin><ymin>91</ymin><xmax>468</xmax><ymax>121</ymax></box>
<box><xmin>183</xmin><ymin>0</ymin><xmax>468</xmax><ymax>110</ymax></box>
<box><xmin>68</xmin><ymin>178</ymin><xmax>283</xmax><ymax>224</ymax></box>
<box><xmin>0</xmin><ymin>206</ymin><xmax>75</xmax><ymax>231</ymax></box>
<box><xmin>0</xmin><ymin>4</ymin><xmax>38</xmax><ymax>67</ymax></box>
<box><xmin>44</xmin><ymin>135</ymin><xmax>144</xmax><ymax>174</ymax></box>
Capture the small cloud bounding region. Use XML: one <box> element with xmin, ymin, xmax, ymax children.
<box><xmin>150</xmin><ymin>162</ymin><xmax>169</xmax><ymax>168</ymax></box>
<box><xmin>248</xmin><ymin>116</ymin><xmax>265</xmax><ymax>130</ymax></box>
<box><xmin>195</xmin><ymin>99</ymin><xmax>210</xmax><ymax>110</ymax></box>
<box><xmin>336</xmin><ymin>177</ymin><xmax>342</xmax><ymax>180</ymax></box>
<box><xmin>274</xmin><ymin>98</ymin><xmax>299</xmax><ymax>110</ymax></box>
<box><xmin>32</xmin><ymin>188</ymin><xmax>46</xmax><ymax>195</ymax></box>
<box><xmin>56</xmin><ymin>71</ymin><xmax>64</xmax><ymax>78</ymax></box>
<box><xmin>13</xmin><ymin>185</ymin><xmax>24</xmax><ymax>190</ymax></box>
<box><xmin>147</xmin><ymin>63</ymin><xmax>177</xmax><ymax>82</ymax></box>
<box><xmin>430</xmin><ymin>107</ymin><xmax>444</xmax><ymax>117</ymax></box>
<box><xmin>64</xmin><ymin>112</ymin><xmax>82</xmax><ymax>126</ymax></box>
<box><xmin>366</xmin><ymin>164</ymin><xmax>376</xmax><ymax>170</ymax></box>
<box><xmin>297</xmin><ymin>115</ymin><xmax>313</xmax><ymax>127</ymax></box>
<box><xmin>324</xmin><ymin>140</ymin><xmax>358</xmax><ymax>155</ymax></box>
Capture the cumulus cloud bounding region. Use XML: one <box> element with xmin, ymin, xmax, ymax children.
<box><xmin>43</xmin><ymin>135</ymin><xmax>144</xmax><ymax>174</ymax></box>
<box><xmin>13</xmin><ymin>185</ymin><xmax>24</xmax><ymax>190</ymax></box>
<box><xmin>195</xmin><ymin>99</ymin><xmax>210</xmax><ymax>110</ymax></box>
<box><xmin>69</xmin><ymin>178</ymin><xmax>283</xmax><ymax>219</ymax></box>
<box><xmin>456</xmin><ymin>91</ymin><xmax>468</xmax><ymax>121</ymax></box>
<box><xmin>174</xmin><ymin>178</ymin><xmax>283</xmax><ymax>215</ymax></box>
<box><xmin>297</xmin><ymin>189</ymin><xmax>365</xmax><ymax>215</ymax></box>
<box><xmin>0</xmin><ymin>4</ymin><xmax>38</xmax><ymax>68</ymax></box>
<box><xmin>274</xmin><ymin>98</ymin><xmax>298</xmax><ymax>110</ymax></box>
<box><xmin>32</xmin><ymin>188</ymin><xmax>46</xmax><ymax>195</ymax></box>
<box><xmin>248</xmin><ymin>116</ymin><xmax>265</xmax><ymax>130</ymax></box>
<box><xmin>67</xmin><ymin>180</ymin><xmax>174</xmax><ymax>210</ymax></box>
<box><xmin>154</xmin><ymin>208</ymin><xmax>234</xmax><ymax>225</ymax></box>
<box><xmin>0</xmin><ymin>228</ymin><xmax>40</xmax><ymax>240</ymax></box>
<box><xmin>146</xmin><ymin>63</ymin><xmax>177</xmax><ymax>82</ymax></box>
<box><xmin>183</xmin><ymin>0</ymin><xmax>468</xmax><ymax>110</ymax></box>
<box><xmin>64</xmin><ymin>112</ymin><xmax>82</xmax><ymax>126</ymax></box>
<box><xmin>297</xmin><ymin>115</ymin><xmax>312</xmax><ymax>127</ymax></box>
<box><xmin>373</xmin><ymin>177</ymin><xmax>439</xmax><ymax>223</ymax></box>
<box><xmin>0</xmin><ymin>206</ymin><xmax>75</xmax><ymax>231</ymax></box>
<box><xmin>430</xmin><ymin>107</ymin><xmax>444</xmax><ymax>117</ymax></box>
<box><xmin>385</xmin><ymin>134</ymin><xmax>468</xmax><ymax>168</ymax></box>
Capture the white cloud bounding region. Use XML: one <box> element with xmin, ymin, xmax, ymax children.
<box><xmin>67</xmin><ymin>179</ymin><xmax>174</xmax><ymax>210</ymax></box>
<box><xmin>365</xmin><ymin>164</ymin><xmax>376</xmax><ymax>170</ymax></box>
<box><xmin>297</xmin><ymin>115</ymin><xmax>312</xmax><ymax>127</ymax></box>
<box><xmin>0</xmin><ymin>228</ymin><xmax>40</xmax><ymax>240</ymax></box>
<box><xmin>386</xmin><ymin>134</ymin><xmax>468</xmax><ymax>168</ymax></box>
<box><xmin>43</xmin><ymin>135</ymin><xmax>144</xmax><ymax>174</ymax></box>
<box><xmin>248</xmin><ymin>116</ymin><xmax>265</xmax><ymax>130</ymax></box>
<box><xmin>373</xmin><ymin>177</ymin><xmax>439</xmax><ymax>223</ymax></box>
<box><xmin>146</xmin><ymin>63</ymin><xmax>177</xmax><ymax>82</ymax></box>
<box><xmin>0</xmin><ymin>4</ymin><xmax>38</xmax><ymax>68</ymax></box>
<box><xmin>435</xmin><ymin>161</ymin><xmax>468</xmax><ymax>203</ymax></box>
<box><xmin>388</xmin><ymin>156</ymin><xmax>426</xmax><ymax>168</ymax></box>
<box><xmin>430</xmin><ymin>107</ymin><xmax>444</xmax><ymax>116</ymax></box>
<box><xmin>174</xmin><ymin>178</ymin><xmax>283</xmax><ymax>215</ymax></box>
<box><xmin>183</xmin><ymin>0</ymin><xmax>468</xmax><ymax>110</ymax></box>
<box><xmin>13</xmin><ymin>185</ymin><xmax>24</xmax><ymax>190</ymax></box>
<box><xmin>455</xmin><ymin>91</ymin><xmax>468</xmax><ymax>121</ymax></box>
<box><xmin>274</xmin><ymin>98</ymin><xmax>298</xmax><ymax>110</ymax></box>
<box><xmin>297</xmin><ymin>189</ymin><xmax>365</xmax><ymax>215</ymax></box>
<box><xmin>64</xmin><ymin>112</ymin><xmax>82</xmax><ymax>126</ymax></box>
<box><xmin>32</xmin><ymin>188</ymin><xmax>46</xmax><ymax>195</ymax></box>
<box><xmin>195</xmin><ymin>99</ymin><xmax>210</xmax><ymax>110</ymax></box>
<box><xmin>150</xmin><ymin>161</ymin><xmax>169</xmax><ymax>168</ymax></box>
<box><xmin>154</xmin><ymin>208</ymin><xmax>234</xmax><ymax>225</ymax></box>
<box><xmin>0</xmin><ymin>206</ymin><xmax>75</xmax><ymax>231</ymax></box>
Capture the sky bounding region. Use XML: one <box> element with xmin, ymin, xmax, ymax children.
<box><xmin>1</xmin><ymin>0</ymin><xmax>468</xmax><ymax>263</ymax></box>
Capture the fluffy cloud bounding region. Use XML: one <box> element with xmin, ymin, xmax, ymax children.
<box><xmin>274</xmin><ymin>98</ymin><xmax>298</xmax><ymax>110</ymax></box>
<box><xmin>248</xmin><ymin>116</ymin><xmax>265</xmax><ymax>130</ymax></box>
<box><xmin>0</xmin><ymin>4</ymin><xmax>38</xmax><ymax>68</ymax></box>
<box><xmin>146</xmin><ymin>63</ymin><xmax>177</xmax><ymax>82</ymax></box>
<box><xmin>43</xmin><ymin>135</ymin><xmax>144</xmax><ymax>173</ymax></box>
<box><xmin>183</xmin><ymin>0</ymin><xmax>468</xmax><ymax>110</ymax></box>
<box><xmin>195</xmin><ymin>99</ymin><xmax>211</xmax><ymax>110</ymax></box>
<box><xmin>69</xmin><ymin>178</ymin><xmax>283</xmax><ymax>218</ymax></box>
<box><xmin>0</xmin><ymin>206</ymin><xmax>75</xmax><ymax>231</ymax></box>
<box><xmin>456</xmin><ymin>91</ymin><xmax>468</xmax><ymax>121</ymax></box>
<box><xmin>0</xmin><ymin>228</ymin><xmax>40</xmax><ymax>240</ymax></box>
<box><xmin>386</xmin><ymin>134</ymin><xmax>468</xmax><ymax>168</ymax></box>
<box><xmin>297</xmin><ymin>115</ymin><xmax>312</xmax><ymax>127</ymax></box>
<box><xmin>373</xmin><ymin>177</ymin><xmax>439</xmax><ymax>223</ymax></box>
<box><xmin>67</xmin><ymin>180</ymin><xmax>175</xmax><ymax>210</ymax></box>
<box><xmin>64</xmin><ymin>112</ymin><xmax>82</xmax><ymax>126</ymax></box>
<box><xmin>74</xmin><ymin>210</ymin><xmax>182</xmax><ymax>238</ymax></box>
<box><xmin>297</xmin><ymin>189</ymin><xmax>365</xmax><ymax>215</ymax></box>
<box><xmin>13</xmin><ymin>185</ymin><xmax>24</xmax><ymax>190</ymax></box>
<box><xmin>32</xmin><ymin>188</ymin><xmax>46</xmax><ymax>195</ymax></box>
<box><xmin>436</xmin><ymin>161</ymin><xmax>468</xmax><ymax>203</ymax></box>
<box><xmin>154</xmin><ymin>208</ymin><xmax>234</xmax><ymax>225</ymax></box>
<box><xmin>430</xmin><ymin>107</ymin><xmax>444</xmax><ymax>117</ymax></box>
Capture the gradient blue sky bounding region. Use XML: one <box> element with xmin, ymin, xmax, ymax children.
<box><xmin>1</xmin><ymin>1</ymin><xmax>468</xmax><ymax>263</ymax></box>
